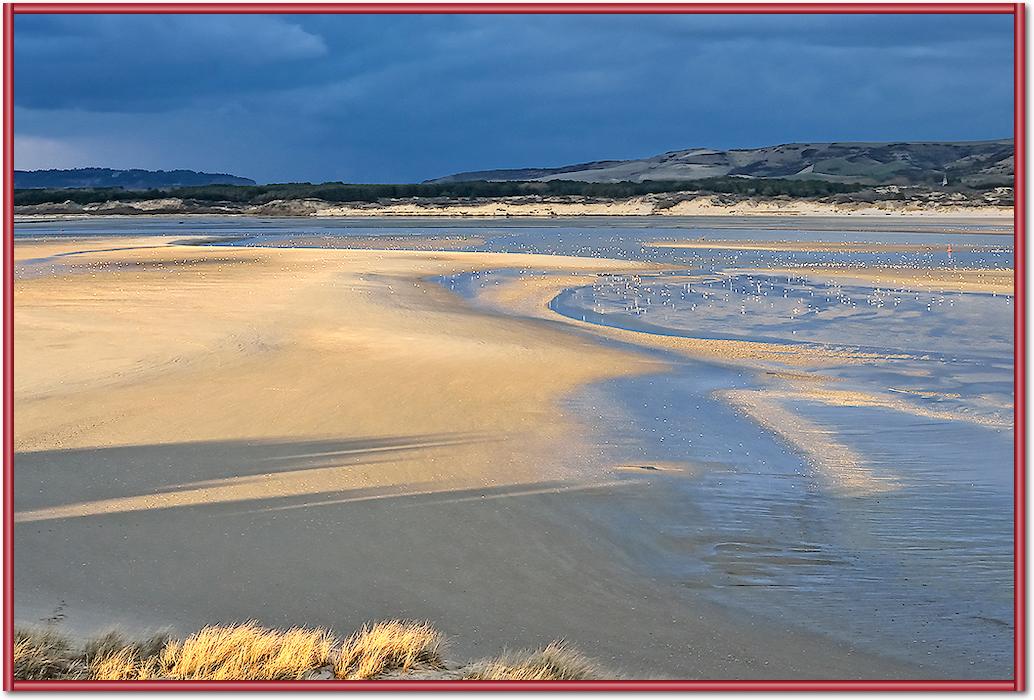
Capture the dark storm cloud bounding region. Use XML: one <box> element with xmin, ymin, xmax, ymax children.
<box><xmin>14</xmin><ymin>13</ymin><xmax>1014</xmax><ymax>183</ymax></box>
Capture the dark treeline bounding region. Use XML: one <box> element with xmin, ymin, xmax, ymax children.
<box><xmin>14</xmin><ymin>178</ymin><xmax>865</xmax><ymax>206</ymax></box>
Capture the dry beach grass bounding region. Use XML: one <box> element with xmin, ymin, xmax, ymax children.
<box><xmin>461</xmin><ymin>642</ymin><xmax>603</xmax><ymax>680</ymax></box>
<box><xmin>14</xmin><ymin>621</ymin><xmax>604</xmax><ymax>681</ymax></box>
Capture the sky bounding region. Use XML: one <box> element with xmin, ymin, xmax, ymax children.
<box><xmin>14</xmin><ymin>12</ymin><xmax>1015</xmax><ymax>184</ymax></box>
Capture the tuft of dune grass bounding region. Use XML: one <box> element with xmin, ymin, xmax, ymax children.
<box><xmin>14</xmin><ymin>620</ymin><xmax>610</xmax><ymax>682</ymax></box>
<box><xmin>84</xmin><ymin>630</ymin><xmax>170</xmax><ymax>665</ymax></box>
<box><xmin>90</xmin><ymin>646</ymin><xmax>144</xmax><ymax>681</ymax></box>
<box><xmin>14</xmin><ymin>628</ymin><xmax>81</xmax><ymax>680</ymax></box>
<box><xmin>85</xmin><ymin>630</ymin><xmax>173</xmax><ymax>680</ymax></box>
<box><xmin>335</xmin><ymin>620</ymin><xmax>444</xmax><ymax>679</ymax></box>
<box><xmin>157</xmin><ymin>621</ymin><xmax>335</xmax><ymax>680</ymax></box>
<box><xmin>462</xmin><ymin>641</ymin><xmax>606</xmax><ymax>680</ymax></box>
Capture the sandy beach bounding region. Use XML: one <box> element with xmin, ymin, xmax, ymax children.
<box><xmin>13</xmin><ymin>232</ymin><xmax>950</xmax><ymax>679</ymax></box>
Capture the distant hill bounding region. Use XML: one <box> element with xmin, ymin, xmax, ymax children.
<box><xmin>15</xmin><ymin>168</ymin><xmax>256</xmax><ymax>190</ymax></box>
<box><xmin>428</xmin><ymin>139</ymin><xmax>1014</xmax><ymax>187</ymax></box>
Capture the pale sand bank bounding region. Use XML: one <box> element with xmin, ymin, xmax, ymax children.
<box><xmin>16</xmin><ymin>197</ymin><xmax>1014</xmax><ymax>221</ymax></box>
<box><xmin>647</xmin><ymin>240</ymin><xmax>1006</xmax><ymax>253</ymax></box>
<box><xmin>15</xmin><ymin>237</ymin><xmax>930</xmax><ymax>678</ymax></box>
<box><xmin>719</xmin><ymin>389</ymin><xmax>897</xmax><ymax>496</ymax></box>
<box><xmin>742</xmin><ymin>266</ymin><xmax>1014</xmax><ymax>295</ymax></box>
<box><xmin>252</xmin><ymin>234</ymin><xmax>489</xmax><ymax>250</ymax></box>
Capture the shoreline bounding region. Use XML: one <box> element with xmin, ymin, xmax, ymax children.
<box><xmin>14</xmin><ymin>212</ymin><xmax>1014</xmax><ymax>239</ymax></box>
<box><xmin>463</xmin><ymin>264</ymin><xmax>1012</xmax><ymax>675</ymax></box>
<box><xmin>14</xmin><ymin>198</ymin><xmax>1014</xmax><ymax>223</ymax></box>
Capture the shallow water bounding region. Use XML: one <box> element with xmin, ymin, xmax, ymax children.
<box><xmin>413</xmin><ymin>222</ymin><xmax>1014</xmax><ymax>676</ymax></box>
<box><xmin>15</xmin><ymin>216</ymin><xmax>1016</xmax><ymax>677</ymax></box>
<box><xmin>454</xmin><ymin>264</ymin><xmax>1013</xmax><ymax>676</ymax></box>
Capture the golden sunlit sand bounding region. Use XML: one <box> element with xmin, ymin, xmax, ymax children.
<box><xmin>16</xmin><ymin>239</ymin><xmax>664</xmax><ymax>514</ymax></box>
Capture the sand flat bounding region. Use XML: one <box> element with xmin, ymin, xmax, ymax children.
<box><xmin>13</xmin><ymin>236</ymin><xmax>931</xmax><ymax>679</ymax></box>
<box><xmin>16</xmin><ymin>241</ymin><xmax>662</xmax><ymax>459</ymax></box>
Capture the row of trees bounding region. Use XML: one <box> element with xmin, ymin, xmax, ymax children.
<box><xmin>14</xmin><ymin>177</ymin><xmax>865</xmax><ymax>207</ymax></box>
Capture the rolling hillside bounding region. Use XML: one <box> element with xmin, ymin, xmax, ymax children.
<box><xmin>429</xmin><ymin>140</ymin><xmax>1013</xmax><ymax>187</ymax></box>
<box><xmin>15</xmin><ymin>168</ymin><xmax>256</xmax><ymax>190</ymax></box>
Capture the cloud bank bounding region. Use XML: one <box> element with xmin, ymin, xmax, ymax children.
<box><xmin>14</xmin><ymin>13</ymin><xmax>1014</xmax><ymax>183</ymax></box>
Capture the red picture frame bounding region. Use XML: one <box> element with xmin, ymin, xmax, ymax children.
<box><xmin>2</xmin><ymin>2</ymin><xmax>1025</xmax><ymax>691</ymax></box>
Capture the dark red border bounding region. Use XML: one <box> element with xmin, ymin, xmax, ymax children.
<box><xmin>1</xmin><ymin>2</ymin><xmax>1026</xmax><ymax>692</ymax></box>
<box><xmin>1015</xmin><ymin>5</ymin><xmax>1028</xmax><ymax>694</ymax></box>
<box><xmin>3</xmin><ymin>0</ymin><xmax>13</xmax><ymax>695</ymax></box>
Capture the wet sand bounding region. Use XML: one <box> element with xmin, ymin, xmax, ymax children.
<box><xmin>467</xmin><ymin>268</ymin><xmax>1011</xmax><ymax>504</ymax></box>
<box><xmin>14</xmin><ymin>236</ymin><xmax>930</xmax><ymax>679</ymax></box>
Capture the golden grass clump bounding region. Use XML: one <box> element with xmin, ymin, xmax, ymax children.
<box><xmin>335</xmin><ymin>620</ymin><xmax>444</xmax><ymax>679</ymax></box>
<box><xmin>155</xmin><ymin>621</ymin><xmax>335</xmax><ymax>680</ymax></box>
<box><xmin>462</xmin><ymin>641</ymin><xmax>604</xmax><ymax>681</ymax></box>
<box><xmin>90</xmin><ymin>647</ymin><xmax>145</xmax><ymax>681</ymax></box>
<box><xmin>14</xmin><ymin>628</ymin><xmax>80</xmax><ymax>680</ymax></box>
<box><xmin>13</xmin><ymin>620</ymin><xmax>609</xmax><ymax>682</ymax></box>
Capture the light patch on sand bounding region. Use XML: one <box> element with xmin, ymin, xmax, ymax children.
<box><xmin>15</xmin><ymin>467</ymin><xmax>642</xmax><ymax>524</ymax></box>
<box><xmin>745</xmin><ymin>266</ymin><xmax>1014</xmax><ymax>296</ymax></box>
<box><xmin>14</xmin><ymin>235</ymin><xmax>189</xmax><ymax>264</ymax></box>
<box><xmin>15</xmin><ymin>464</ymin><xmax>442</xmax><ymax>523</ymax></box>
<box><xmin>887</xmin><ymin>387</ymin><xmax>961</xmax><ymax>399</ymax></box>
<box><xmin>763</xmin><ymin>383</ymin><xmax>1010</xmax><ymax>429</ymax></box>
<box><xmin>719</xmin><ymin>389</ymin><xmax>899</xmax><ymax>496</ymax></box>
<box><xmin>647</xmin><ymin>240</ymin><xmax>999</xmax><ymax>254</ymax></box>
<box><xmin>260</xmin><ymin>234</ymin><xmax>488</xmax><ymax>251</ymax></box>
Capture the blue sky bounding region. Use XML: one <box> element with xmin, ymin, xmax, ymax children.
<box><xmin>14</xmin><ymin>13</ymin><xmax>1014</xmax><ymax>183</ymax></box>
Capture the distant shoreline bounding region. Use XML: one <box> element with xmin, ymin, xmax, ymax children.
<box><xmin>14</xmin><ymin>198</ymin><xmax>1014</xmax><ymax>237</ymax></box>
<box><xmin>13</xmin><ymin>193</ymin><xmax>1013</xmax><ymax>222</ymax></box>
